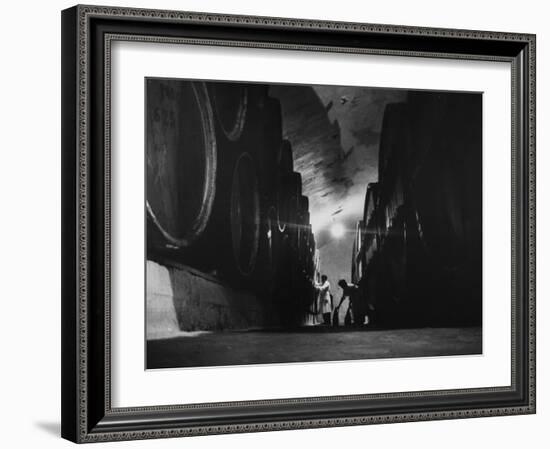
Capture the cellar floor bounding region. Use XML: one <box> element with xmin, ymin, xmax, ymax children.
<box><xmin>147</xmin><ymin>326</ymin><xmax>482</xmax><ymax>369</ymax></box>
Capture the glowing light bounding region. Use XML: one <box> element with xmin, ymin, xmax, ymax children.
<box><xmin>330</xmin><ymin>223</ymin><xmax>345</xmax><ymax>239</ymax></box>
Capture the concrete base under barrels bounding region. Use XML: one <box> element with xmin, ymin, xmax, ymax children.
<box><xmin>146</xmin><ymin>260</ymin><xmax>269</xmax><ymax>340</ymax></box>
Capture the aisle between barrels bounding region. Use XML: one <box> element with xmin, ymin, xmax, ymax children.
<box><xmin>147</xmin><ymin>326</ymin><xmax>482</xmax><ymax>369</ymax></box>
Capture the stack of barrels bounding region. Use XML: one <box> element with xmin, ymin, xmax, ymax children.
<box><xmin>351</xmin><ymin>220</ymin><xmax>365</xmax><ymax>285</ymax></box>
<box><xmin>351</xmin><ymin>91</ymin><xmax>482</xmax><ymax>327</ymax></box>
<box><xmin>146</xmin><ymin>79</ymin><xmax>317</xmax><ymax>327</ymax></box>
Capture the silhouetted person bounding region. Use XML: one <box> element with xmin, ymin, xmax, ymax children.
<box><xmin>336</xmin><ymin>279</ymin><xmax>362</xmax><ymax>326</ymax></box>
<box><xmin>314</xmin><ymin>275</ymin><xmax>332</xmax><ymax>325</ymax></box>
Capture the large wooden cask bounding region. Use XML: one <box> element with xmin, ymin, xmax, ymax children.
<box><xmin>146</xmin><ymin>79</ymin><xmax>216</xmax><ymax>249</ymax></box>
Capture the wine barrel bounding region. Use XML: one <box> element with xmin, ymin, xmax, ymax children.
<box><xmin>146</xmin><ymin>79</ymin><xmax>216</xmax><ymax>248</ymax></box>
<box><xmin>298</xmin><ymin>216</ymin><xmax>310</xmax><ymax>268</ymax></box>
<box><xmin>406</xmin><ymin>91</ymin><xmax>451</xmax><ymax>176</ymax></box>
<box><xmin>378</xmin><ymin>102</ymin><xmax>410</xmax><ymax>185</ymax></box>
<box><xmin>278</xmin><ymin>139</ymin><xmax>294</xmax><ymax>175</ymax></box>
<box><xmin>265</xmin><ymin>205</ymin><xmax>282</xmax><ymax>275</ymax></box>
<box><xmin>410</xmin><ymin>94</ymin><xmax>481</xmax><ymax>272</ymax></box>
<box><xmin>282</xmin><ymin>172</ymin><xmax>303</xmax><ymax>249</ymax></box>
<box><xmin>306</xmin><ymin>224</ymin><xmax>314</xmax><ymax>266</ymax></box>
<box><xmin>351</xmin><ymin>224</ymin><xmax>358</xmax><ymax>285</ymax></box>
<box><xmin>305</xmin><ymin>251</ymin><xmax>314</xmax><ymax>281</ymax></box>
<box><xmin>382</xmin><ymin>206</ymin><xmax>408</xmax><ymax>321</ymax></box>
<box><xmin>256</xmin><ymin>97</ymin><xmax>284</xmax><ymax>196</ymax></box>
<box><xmin>209</xmin><ymin>81</ymin><xmax>248</xmax><ymax>141</ymax></box>
<box><xmin>371</xmin><ymin>92</ymin><xmax>482</xmax><ymax>327</ymax></box>
<box><xmin>313</xmin><ymin>249</ymin><xmax>321</xmax><ymax>283</ymax></box>
<box><xmin>363</xmin><ymin>182</ymin><xmax>379</xmax><ymax>227</ymax></box>
<box><xmin>275</xmin><ymin>140</ymin><xmax>295</xmax><ymax>232</ymax></box>
<box><xmin>255</xmin><ymin>203</ymin><xmax>283</xmax><ymax>283</ymax></box>
<box><xmin>299</xmin><ymin>196</ymin><xmax>309</xmax><ymax>215</ymax></box>
<box><xmin>351</xmin><ymin>220</ymin><xmax>365</xmax><ymax>285</ymax></box>
<box><xmin>378</xmin><ymin>103</ymin><xmax>410</xmax><ymax>245</ymax></box>
<box><xmin>297</xmin><ymin>197</ymin><xmax>309</xmax><ymax>245</ymax></box>
<box><xmin>383</xmin><ymin>175</ymin><xmax>405</xmax><ymax>231</ymax></box>
<box><xmin>229</xmin><ymin>152</ymin><xmax>261</xmax><ymax>276</ymax></box>
<box><xmin>307</xmin><ymin>230</ymin><xmax>315</xmax><ymax>264</ymax></box>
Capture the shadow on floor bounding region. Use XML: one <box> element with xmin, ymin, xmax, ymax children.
<box><xmin>34</xmin><ymin>421</ymin><xmax>60</xmax><ymax>437</ymax></box>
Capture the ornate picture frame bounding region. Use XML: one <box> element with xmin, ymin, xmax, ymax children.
<box><xmin>61</xmin><ymin>4</ymin><xmax>535</xmax><ymax>443</ymax></box>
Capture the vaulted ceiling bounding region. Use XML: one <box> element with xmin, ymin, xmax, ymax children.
<box><xmin>270</xmin><ymin>83</ymin><xmax>405</xmax><ymax>248</ymax></box>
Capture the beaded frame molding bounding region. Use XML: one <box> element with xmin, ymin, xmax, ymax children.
<box><xmin>61</xmin><ymin>4</ymin><xmax>536</xmax><ymax>443</ymax></box>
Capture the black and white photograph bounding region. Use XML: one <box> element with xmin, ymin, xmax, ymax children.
<box><xmin>55</xmin><ymin>2</ymin><xmax>537</xmax><ymax>444</ymax></box>
<box><xmin>145</xmin><ymin>79</ymin><xmax>482</xmax><ymax>369</ymax></box>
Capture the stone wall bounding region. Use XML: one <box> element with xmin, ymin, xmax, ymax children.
<box><xmin>146</xmin><ymin>260</ymin><xmax>270</xmax><ymax>340</ymax></box>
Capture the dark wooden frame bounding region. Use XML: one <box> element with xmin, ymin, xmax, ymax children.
<box><xmin>61</xmin><ymin>4</ymin><xmax>536</xmax><ymax>443</ymax></box>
